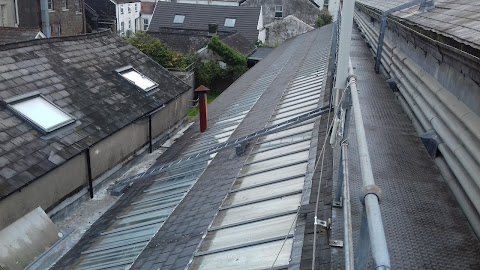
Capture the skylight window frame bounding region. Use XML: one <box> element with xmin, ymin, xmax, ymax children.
<box><xmin>115</xmin><ymin>65</ymin><xmax>159</xmax><ymax>92</ymax></box>
<box><xmin>173</xmin><ymin>14</ymin><xmax>185</xmax><ymax>24</ymax></box>
<box><xmin>224</xmin><ymin>18</ymin><xmax>236</xmax><ymax>28</ymax></box>
<box><xmin>4</xmin><ymin>91</ymin><xmax>76</xmax><ymax>134</ymax></box>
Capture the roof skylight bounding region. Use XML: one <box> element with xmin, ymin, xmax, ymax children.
<box><xmin>116</xmin><ymin>66</ymin><xmax>158</xmax><ymax>92</ymax></box>
<box><xmin>173</xmin><ymin>15</ymin><xmax>185</xmax><ymax>24</ymax></box>
<box><xmin>5</xmin><ymin>92</ymin><xmax>75</xmax><ymax>133</ymax></box>
<box><xmin>224</xmin><ymin>18</ymin><xmax>236</xmax><ymax>27</ymax></box>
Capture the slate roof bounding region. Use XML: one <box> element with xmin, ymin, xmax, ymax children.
<box><xmin>357</xmin><ymin>0</ymin><xmax>480</xmax><ymax>50</ymax></box>
<box><xmin>141</xmin><ymin>2</ymin><xmax>156</xmax><ymax>15</ymax></box>
<box><xmin>220</xmin><ymin>32</ymin><xmax>256</xmax><ymax>55</ymax></box>
<box><xmin>0</xmin><ymin>27</ymin><xmax>43</xmax><ymax>45</ymax></box>
<box><xmin>148</xmin><ymin>1</ymin><xmax>261</xmax><ymax>43</ymax></box>
<box><xmin>148</xmin><ymin>30</ymin><xmax>254</xmax><ymax>55</ymax></box>
<box><xmin>148</xmin><ymin>29</ymin><xmax>232</xmax><ymax>55</ymax></box>
<box><xmin>0</xmin><ymin>31</ymin><xmax>190</xmax><ymax>200</ymax></box>
<box><xmin>248</xmin><ymin>46</ymin><xmax>274</xmax><ymax>60</ymax></box>
<box><xmin>238</xmin><ymin>0</ymin><xmax>320</xmax><ymax>8</ymax></box>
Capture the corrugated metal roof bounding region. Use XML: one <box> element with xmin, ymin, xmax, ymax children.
<box><xmin>357</xmin><ymin>0</ymin><xmax>480</xmax><ymax>50</ymax></box>
<box><xmin>188</xmin><ymin>27</ymin><xmax>332</xmax><ymax>269</ymax></box>
<box><xmin>148</xmin><ymin>1</ymin><xmax>261</xmax><ymax>43</ymax></box>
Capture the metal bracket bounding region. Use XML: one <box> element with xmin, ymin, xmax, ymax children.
<box><xmin>329</xmin><ymin>239</ymin><xmax>344</xmax><ymax>247</ymax></box>
<box><xmin>235</xmin><ymin>142</ymin><xmax>249</xmax><ymax>156</ymax></box>
<box><xmin>361</xmin><ymin>184</ymin><xmax>384</xmax><ymax>204</ymax></box>
<box><xmin>332</xmin><ymin>200</ymin><xmax>343</xmax><ymax>208</ymax></box>
<box><xmin>314</xmin><ymin>217</ymin><xmax>331</xmax><ymax>229</ymax></box>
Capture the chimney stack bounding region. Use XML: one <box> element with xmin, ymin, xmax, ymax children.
<box><xmin>195</xmin><ymin>85</ymin><xmax>210</xmax><ymax>133</ymax></box>
<box><xmin>208</xmin><ymin>24</ymin><xmax>218</xmax><ymax>36</ymax></box>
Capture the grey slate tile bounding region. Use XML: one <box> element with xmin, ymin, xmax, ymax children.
<box><xmin>0</xmin><ymin>30</ymin><xmax>191</xmax><ymax>199</ymax></box>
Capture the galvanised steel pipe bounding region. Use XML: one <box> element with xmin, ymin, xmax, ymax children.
<box><xmin>349</xmin><ymin>60</ymin><xmax>391</xmax><ymax>269</ymax></box>
<box><xmin>342</xmin><ymin>141</ymin><xmax>354</xmax><ymax>270</ymax></box>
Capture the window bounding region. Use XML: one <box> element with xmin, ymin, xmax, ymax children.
<box><xmin>116</xmin><ymin>66</ymin><xmax>158</xmax><ymax>92</ymax></box>
<box><xmin>324</xmin><ymin>0</ymin><xmax>329</xmax><ymax>9</ymax></box>
<box><xmin>128</xmin><ymin>5</ymin><xmax>131</xmax><ymax>13</ymax></box>
<box><xmin>5</xmin><ymin>92</ymin><xmax>75</xmax><ymax>134</ymax></box>
<box><xmin>63</xmin><ymin>0</ymin><xmax>68</xmax><ymax>10</ymax></box>
<box><xmin>128</xmin><ymin>20</ymin><xmax>131</xmax><ymax>29</ymax></box>
<box><xmin>173</xmin><ymin>15</ymin><xmax>185</xmax><ymax>24</ymax></box>
<box><xmin>143</xmin><ymin>18</ymin><xmax>149</xmax><ymax>30</ymax></box>
<box><xmin>75</xmin><ymin>0</ymin><xmax>81</xmax><ymax>12</ymax></box>
<box><xmin>274</xmin><ymin>5</ymin><xmax>283</xmax><ymax>18</ymax></box>
<box><xmin>224</xmin><ymin>18</ymin><xmax>236</xmax><ymax>28</ymax></box>
<box><xmin>135</xmin><ymin>3</ymin><xmax>138</xmax><ymax>12</ymax></box>
<box><xmin>120</xmin><ymin>21</ymin><xmax>124</xmax><ymax>32</ymax></box>
<box><xmin>120</xmin><ymin>6</ymin><xmax>124</xmax><ymax>14</ymax></box>
<box><xmin>48</xmin><ymin>0</ymin><xmax>54</xmax><ymax>10</ymax></box>
<box><xmin>0</xmin><ymin>5</ymin><xmax>6</xmax><ymax>26</ymax></box>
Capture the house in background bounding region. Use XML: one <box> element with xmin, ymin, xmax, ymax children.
<box><xmin>158</xmin><ymin>0</ymin><xmax>242</xmax><ymax>6</ymax></box>
<box><xmin>263</xmin><ymin>15</ymin><xmax>314</xmax><ymax>46</ymax></box>
<box><xmin>85</xmin><ymin>0</ymin><xmax>141</xmax><ymax>36</ymax></box>
<box><xmin>141</xmin><ymin>1</ymin><xmax>156</xmax><ymax>31</ymax></box>
<box><xmin>149</xmin><ymin>1</ymin><xmax>264</xmax><ymax>47</ymax></box>
<box><xmin>0</xmin><ymin>29</ymin><xmax>193</xmax><ymax>268</ymax></box>
<box><xmin>316</xmin><ymin>0</ymin><xmax>340</xmax><ymax>21</ymax></box>
<box><xmin>0</xmin><ymin>0</ymin><xmax>16</xmax><ymax>27</ymax></box>
<box><xmin>0</xmin><ymin>27</ymin><xmax>45</xmax><ymax>45</ymax></box>
<box><xmin>1</xmin><ymin>0</ymin><xmax>85</xmax><ymax>37</ymax></box>
<box><xmin>240</xmin><ymin>0</ymin><xmax>321</xmax><ymax>26</ymax></box>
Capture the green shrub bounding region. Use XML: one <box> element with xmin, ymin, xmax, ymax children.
<box><xmin>127</xmin><ymin>32</ymin><xmax>195</xmax><ymax>69</ymax></box>
<box><xmin>208</xmin><ymin>36</ymin><xmax>247</xmax><ymax>67</ymax></box>
<box><xmin>316</xmin><ymin>9</ymin><xmax>333</xmax><ymax>28</ymax></box>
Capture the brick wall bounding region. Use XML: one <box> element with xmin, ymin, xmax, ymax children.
<box><xmin>48</xmin><ymin>0</ymin><xmax>85</xmax><ymax>36</ymax></box>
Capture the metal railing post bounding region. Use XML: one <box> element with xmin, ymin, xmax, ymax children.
<box><xmin>342</xmin><ymin>140</ymin><xmax>354</xmax><ymax>270</ymax></box>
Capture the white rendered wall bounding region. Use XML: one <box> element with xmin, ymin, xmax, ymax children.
<box><xmin>117</xmin><ymin>2</ymin><xmax>141</xmax><ymax>35</ymax></box>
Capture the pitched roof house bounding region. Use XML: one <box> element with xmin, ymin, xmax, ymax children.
<box><xmin>0</xmin><ymin>27</ymin><xmax>45</xmax><ymax>45</ymax></box>
<box><xmin>0</xmin><ymin>30</ymin><xmax>193</xmax><ymax>232</ymax></box>
<box><xmin>149</xmin><ymin>1</ymin><xmax>263</xmax><ymax>44</ymax></box>
<box><xmin>240</xmin><ymin>0</ymin><xmax>321</xmax><ymax>26</ymax></box>
<box><xmin>85</xmin><ymin>0</ymin><xmax>141</xmax><ymax>35</ymax></box>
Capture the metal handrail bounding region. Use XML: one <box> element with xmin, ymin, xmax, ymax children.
<box><xmin>334</xmin><ymin>60</ymin><xmax>391</xmax><ymax>270</ymax></box>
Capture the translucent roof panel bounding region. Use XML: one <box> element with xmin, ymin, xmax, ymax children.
<box><xmin>224</xmin><ymin>18</ymin><xmax>236</xmax><ymax>27</ymax></box>
<box><xmin>10</xmin><ymin>96</ymin><xmax>74</xmax><ymax>132</ymax></box>
<box><xmin>190</xmin><ymin>239</ymin><xmax>293</xmax><ymax>270</ymax></box>
<box><xmin>120</xmin><ymin>70</ymin><xmax>157</xmax><ymax>91</ymax></box>
<box><xmin>173</xmin><ymin>14</ymin><xmax>185</xmax><ymax>23</ymax></box>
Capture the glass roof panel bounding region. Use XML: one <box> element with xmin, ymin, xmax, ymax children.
<box><xmin>11</xmin><ymin>96</ymin><xmax>73</xmax><ymax>131</ymax></box>
<box><xmin>190</xmin><ymin>239</ymin><xmax>293</xmax><ymax>270</ymax></box>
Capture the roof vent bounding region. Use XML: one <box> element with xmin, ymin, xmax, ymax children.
<box><xmin>208</xmin><ymin>24</ymin><xmax>218</xmax><ymax>36</ymax></box>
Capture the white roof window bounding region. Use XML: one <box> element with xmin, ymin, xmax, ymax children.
<box><xmin>224</xmin><ymin>18</ymin><xmax>236</xmax><ymax>28</ymax></box>
<box><xmin>5</xmin><ymin>92</ymin><xmax>75</xmax><ymax>133</ymax></box>
<box><xmin>173</xmin><ymin>15</ymin><xmax>185</xmax><ymax>24</ymax></box>
<box><xmin>116</xmin><ymin>66</ymin><xmax>158</xmax><ymax>92</ymax></box>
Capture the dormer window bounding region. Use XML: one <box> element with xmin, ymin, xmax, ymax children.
<box><xmin>116</xmin><ymin>66</ymin><xmax>158</xmax><ymax>92</ymax></box>
<box><xmin>173</xmin><ymin>15</ymin><xmax>185</xmax><ymax>24</ymax></box>
<box><xmin>224</xmin><ymin>18</ymin><xmax>236</xmax><ymax>27</ymax></box>
<box><xmin>4</xmin><ymin>91</ymin><xmax>75</xmax><ymax>134</ymax></box>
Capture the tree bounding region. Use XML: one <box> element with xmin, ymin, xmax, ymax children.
<box><xmin>316</xmin><ymin>9</ymin><xmax>333</xmax><ymax>28</ymax></box>
<box><xmin>126</xmin><ymin>32</ymin><xmax>194</xmax><ymax>69</ymax></box>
